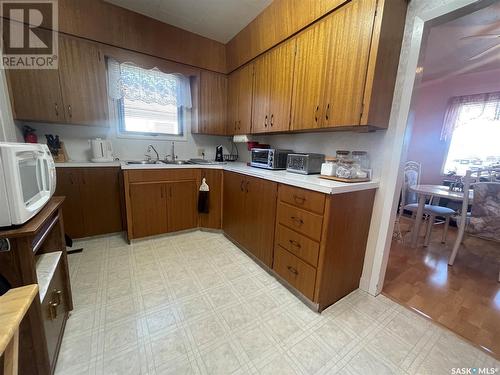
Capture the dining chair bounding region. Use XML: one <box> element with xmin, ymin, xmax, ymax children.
<box><xmin>397</xmin><ymin>161</ymin><xmax>455</xmax><ymax>245</ymax></box>
<box><xmin>448</xmin><ymin>168</ymin><xmax>500</xmax><ymax>281</ymax></box>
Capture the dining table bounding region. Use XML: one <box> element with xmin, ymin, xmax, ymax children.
<box><xmin>409</xmin><ymin>184</ymin><xmax>473</xmax><ymax>248</ymax></box>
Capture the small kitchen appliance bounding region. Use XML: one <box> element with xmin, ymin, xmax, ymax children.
<box><xmin>251</xmin><ymin>148</ymin><xmax>293</xmax><ymax>170</ymax></box>
<box><xmin>286</xmin><ymin>153</ymin><xmax>325</xmax><ymax>175</ymax></box>
<box><xmin>215</xmin><ymin>145</ymin><xmax>224</xmax><ymax>162</ymax></box>
<box><xmin>0</xmin><ymin>142</ymin><xmax>56</xmax><ymax>227</ymax></box>
<box><xmin>90</xmin><ymin>138</ymin><xmax>114</xmax><ymax>162</ymax></box>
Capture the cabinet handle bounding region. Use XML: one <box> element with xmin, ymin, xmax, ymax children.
<box><xmin>245</xmin><ymin>181</ymin><xmax>249</xmax><ymax>193</ymax></box>
<box><xmin>291</xmin><ymin>216</ymin><xmax>304</xmax><ymax>226</ymax></box>
<box><xmin>325</xmin><ymin>103</ymin><xmax>330</xmax><ymax>121</ymax></box>
<box><xmin>160</xmin><ymin>187</ymin><xmax>164</xmax><ymax>199</ymax></box>
<box><xmin>54</xmin><ymin>103</ymin><xmax>59</xmax><ymax>117</ymax></box>
<box><xmin>289</xmin><ymin>239</ymin><xmax>301</xmax><ymax>248</ymax></box>
<box><xmin>270</xmin><ymin>114</ymin><xmax>274</xmax><ymax>127</ymax></box>
<box><xmin>264</xmin><ymin>115</ymin><xmax>268</xmax><ymax>127</ymax></box>
<box><xmin>54</xmin><ymin>289</ymin><xmax>62</xmax><ymax>305</ymax></box>
<box><xmin>240</xmin><ymin>180</ymin><xmax>244</xmax><ymax>192</ymax></box>
<box><xmin>293</xmin><ymin>195</ymin><xmax>306</xmax><ymax>204</ymax></box>
<box><xmin>238</xmin><ymin>120</ymin><xmax>241</xmax><ymax>130</ymax></box>
<box><xmin>68</xmin><ymin>105</ymin><xmax>72</xmax><ymax>119</ymax></box>
<box><xmin>287</xmin><ymin>266</ymin><xmax>299</xmax><ymax>275</ymax></box>
<box><xmin>314</xmin><ymin>105</ymin><xmax>319</xmax><ymax>123</ymax></box>
<box><xmin>49</xmin><ymin>301</ymin><xmax>59</xmax><ymax>320</ymax></box>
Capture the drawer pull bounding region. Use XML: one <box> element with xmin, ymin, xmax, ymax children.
<box><xmin>54</xmin><ymin>289</ymin><xmax>62</xmax><ymax>305</ymax></box>
<box><xmin>287</xmin><ymin>266</ymin><xmax>299</xmax><ymax>275</ymax></box>
<box><xmin>290</xmin><ymin>216</ymin><xmax>304</xmax><ymax>226</ymax></box>
<box><xmin>49</xmin><ymin>301</ymin><xmax>59</xmax><ymax>320</ymax></box>
<box><xmin>293</xmin><ymin>195</ymin><xmax>306</xmax><ymax>204</ymax></box>
<box><xmin>289</xmin><ymin>239</ymin><xmax>301</xmax><ymax>248</ymax></box>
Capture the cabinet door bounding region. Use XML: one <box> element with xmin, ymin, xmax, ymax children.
<box><xmin>129</xmin><ymin>183</ymin><xmax>168</xmax><ymax>239</ymax></box>
<box><xmin>167</xmin><ymin>180</ymin><xmax>198</xmax><ymax>232</ymax></box>
<box><xmin>227</xmin><ymin>72</ymin><xmax>239</xmax><ymax>135</ymax></box>
<box><xmin>199</xmin><ymin>71</ymin><xmax>228</xmax><ymax>135</ymax></box>
<box><xmin>243</xmin><ymin>175</ymin><xmax>278</xmax><ymax>267</ymax></box>
<box><xmin>222</xmin><ymin>172</ymin><xmax>246</xmax><ymax>244</ymax></box>
<box><xmin>199</xmin><ymin>169</ymin><xmax>222</xmax><ymax>229</ymax></box>
<box><xmin>55</xmin><ymin>168</ymin><xmax>85</xmax><ymax>239</ymax></box>
<box><xmin>290</xmin><ymin>15</ymin><xmax>331</xmax><ymax>131</ymax></box>
<box><xmin>251</xmin><ymin>53</ymin><xmax>271</xmax><ymax>134</ymax></box>
<box><xmin>236</xmin><ymin>63</ymin><xmax>254</xmax><ymax>134</ymax></box>
<box><xmin>80</xmin><ymin>168</ymin><xmax>122</xmax><ymax>237</ymax></box>
<box><xmin>268</xmin><ymin>40</ymin><xmax>295</xmax><ymax>132</ymax></box>
<box><xmin>321</xmin><ymin>0</ymin><xmax>376</xmax><ymax>127</ymax></box>
<box><xmin>58</xmin><ymin>36</ymin><xmax>109</xmax><ymax>126</ymax></box>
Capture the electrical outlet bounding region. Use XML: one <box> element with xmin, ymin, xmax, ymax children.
<box><xmin>197</xmin><ymin>148</ymin><xmax>205</xmax><ymax>156</ymax></box>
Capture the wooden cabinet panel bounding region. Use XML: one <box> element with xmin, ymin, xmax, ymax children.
<box><xmin>222</xmin><ymin>171</ymin><xmax>246</xmax><ymax>243</ymax></box>
<box><xmin>80</xmin><ymin>168</ymin><xmax>122</xmax><ymax>236</ymax></box>
<box><xmin>277</xmin><ymin>202</ymin><xmax>323</xmax><ymax>241</ymax></box>
<box><xmin>127</xmin><ymin>169</ymin><xmax>199</xmax><ymax>183</ymax></box>
<box><xmin>267</xmin><ymin>40</ymin><xmax>295</xmax><ymax>132</ymax></box>
<box><xmin>290</xmin><ymin>18</ymin><xmax>330</xmax><ymax>131</ymax></box>
<box><xmin>274</xmin><ymin>246</ymin><xmax>316</xmax><ymax>300</ymax></box>
<box><xmin>59</xmin><ymin>35</ymin><xmax>109</xmax><ymax>126</ymax></box>
<box><xmin>243</xmin><ymin>175</ymin><xmax>277</xmax><ymax>267</ymax></box>
<box><xmin>321</xmin><ymin>0</ymin><xmax>377</xmax><ymax>127</ymax></box>
<box><xmin>55</xmin><ymin>168</ymin><xmax>85</xmax><ymax>239</ymax></box>
<box><xmin>251</xmin><ymin>53</ymin><xmax>272</xmax><ymax>134</ymax></box>
<box><xmin>276</xmin><ymin>224</ymin><xmax>320</xmax><ymax>267</ymax></box>
<box><xmin>227</xmin><ymin>72</ymin><xmax>238</xmax><ymax>136</ymax></box>
<box><xmin>198</xmin><ymin>70</ymin><xmax>228</xmax><ymax>135</ymax></box>
<box><xmin>167</xmin><ymin>181</ymin><xmax>198</xmax><ymax>232</ymax></box>
<box><xmin>129</xmin><ymin>183</ymin><xmax>168</xmax><ymax>239</ymax></box>
<box><xmin>278</xmin><ymin>185</ymin><xmax>325</xmax><ymax>215</ymax></box>
<box><xmin>199</xmin><ymin>169</ymin><xmax>222</xmax><ymax>229</ymax></box>
<box><xmin>228</xmin><ymin>64</ymin><xmax>254</xmax><ymax>135</ymax></box>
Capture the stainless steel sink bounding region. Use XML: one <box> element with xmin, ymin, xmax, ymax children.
<box><xmin>125</xmin><ymin>160</ymin><xmax>161</xmax><ymax>165</ymax></box>
<box><xmin>160</xmin><ymin>160</ymin><xmax>192</xmax><ymax>165</ymax></box>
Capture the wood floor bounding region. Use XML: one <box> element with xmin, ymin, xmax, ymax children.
<box><xmin>384</xmin><ymin>224</ymin><xmax>500</xmax><ymax>360</ymax></box>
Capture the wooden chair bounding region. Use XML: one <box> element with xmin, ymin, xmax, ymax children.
<box><xmin>448</xmin><ymin>168</ymin><xmax>500</xmax><ymax>281</ymax></box>
<box><xmin>0</xmin><ymin>285</ymin><xmax>38</xmax><ymax>375</ymax></box>
<box><xmin>396</xmin><ymin>161</ymin><xmax>456</xmax><ymax>245</ymax></box>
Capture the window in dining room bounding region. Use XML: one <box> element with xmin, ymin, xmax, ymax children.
<box><xmin>441</xmin><ymin>92</ymin><xmax>500</xmax><ymax>176</ymax></box>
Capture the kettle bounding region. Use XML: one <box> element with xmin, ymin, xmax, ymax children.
<box><xmin>90</xmin><ymin>138</ymin><xmax>114</xmax><ymax>162</ymax></box>
<box><xmin>215</xmin><ymin>145</ymin><xmax>224</xmax><ymax>162</ymax></box>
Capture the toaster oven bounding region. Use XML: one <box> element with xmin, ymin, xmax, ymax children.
<box><xmin>250</xmin><ymin>149</ymin><xmax>293</xmax><ymax>170</ymax></box>
<box><xmin>286</xmin><ymin>153</ymin><xmax>325</xmax><ymax>174</ymax></box>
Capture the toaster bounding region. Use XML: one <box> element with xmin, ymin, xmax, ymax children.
<box><xmin>286</xmin><ymin>153</ymin><xmax>325</xmax><ymax>175</ymax></box>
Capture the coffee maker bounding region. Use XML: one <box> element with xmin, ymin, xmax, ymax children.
<box><xmin>215</xmin><ymin>145</ymin><xmax>224</xmax><ymax>162</ymax></box>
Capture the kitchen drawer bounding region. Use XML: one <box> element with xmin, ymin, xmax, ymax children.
<box><xmin>276</xmin><ymin>224</ymin><xmax>320</xmax><ymax>267</ymax></box>
<box><xmin>41</xmin><ymin>258</ymin><xmax>68</xmax><ymax>369</ymax></box>
<box><xmin>277</xmin><ymin>202</ymin><xmax>323</xmax><ymax>241</ymax></box>
<box><xmin>274</xmin><ymin>246</ymin><xmax>316</xmax><ymax>300</ymax></box>
<box><xmin>127</xmin><ymin>169</ymin><xmax>200</xmax><ymax>183</ymax></box>
<box><xmin>279</xmin><ymin>184</ymin><xmax>325</xmax><ymax>215</ymax></box>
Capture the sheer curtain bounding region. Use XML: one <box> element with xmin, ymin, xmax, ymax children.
<box><xmin>440</xmin><ymin>91</ymin><xmax>500</xmax><ymax>141</ymax></box>
<box><xmin>107</xmin><ymin>58</ymin><xmax>192</xmax><ymax>108</ymax></box>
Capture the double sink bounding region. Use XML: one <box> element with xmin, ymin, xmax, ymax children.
<box><xmin>125</xmin><ymin>159</ymin><xmax>224</xmax><ymax>166</ymax></box>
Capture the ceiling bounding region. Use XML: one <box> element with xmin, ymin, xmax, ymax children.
<box><xmin>103</xmin><ymin>0</ymin><xmax>273</xmax><ymax>43</ymax></box>
<box><xmin>422</xmin><ymin>2</ymin><xmax>500</xmax><ymax>82</ymax></box>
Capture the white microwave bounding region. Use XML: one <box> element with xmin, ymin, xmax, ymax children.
<box><xmin>0</xmin><ymin>143</ymin><xmax>56</xmax><ymax>227</ymax></box>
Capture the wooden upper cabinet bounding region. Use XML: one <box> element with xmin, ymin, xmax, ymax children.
<box><xmin>291</xmin><ymin>18</ymin><xmax>330</xmax><ymax>131</ymax></box>
<box><xmin>321</xmin><ymin>0</ymin><xmax>377</xmax><ymax>128</ymax></box>
<box><xmin>58</xmin><ymin>36</ymin><xmax>109</xmax><ymax>126</ymax></box>
<box><xmin>197</xmin><ymin>70</ymin><xmax>228</xmax><ymax>135</ymax></box>
<box><xmin>252</xmin><ymin>40</ymin><xmax>295</xmax><ymax>134</ymax></box>
<box><xmin>228</xmin><ymin>63</ymin><xmax>254</xmax><ymax>135</ymax></box>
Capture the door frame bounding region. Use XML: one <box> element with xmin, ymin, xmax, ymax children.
<box><xmin>364</xmin><ymin>0</ymin><xmax>497</xmax><ymax>295</ymax></box>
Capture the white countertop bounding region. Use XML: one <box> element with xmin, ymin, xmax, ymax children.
<box><xmin>36</xmin><ymin>251</ymin><xmax>62</xmax><ymax>302</ymax></box>
<box><xmin>56</xmin><ymin>161</ymin><xmax>121</xmax><ymax>167</ymax></box>
<box><xmin>122</xmin><ymin>161</ymin><xmax>379</xmax><ymax>195</ymax></box>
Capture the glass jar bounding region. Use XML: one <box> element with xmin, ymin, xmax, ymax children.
<box><xmin>336</xmin><ymin>159</ymin><xmax>355</xmax><ymax>179</ymax></box>
<box><xmin>336</xmin><ymin>150</ymin><xmax>351</xmax><ymax>161</ymax></box>
<box><xmin>352</xmin><ymin>151</ymin><xmax>370</xmax><ymax>170</ymax></box>
<box><xmin>320</xmin><ymin>158</ymin><xmax>338</xmax><ymax>176</ymax></box>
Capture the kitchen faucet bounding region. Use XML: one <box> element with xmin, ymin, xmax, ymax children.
<box><xmin>166</xmin><ymin>141</ymin><xmax>176</xmax><ymax>161</ymax></box>
<box><xmin>146</xmin><ymin>144</ymin><xmax>159</xmax><ymax>161</ymax></box>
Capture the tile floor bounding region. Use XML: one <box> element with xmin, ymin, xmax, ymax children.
<box><xmin>56</xmin><ymin>231</ymin><xmax>500</xmax><ymax>375</ymax></box>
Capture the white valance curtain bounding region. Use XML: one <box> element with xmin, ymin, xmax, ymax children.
<box><xmin>440</xmin><ymin>91</ymin><xmax>500</xmax><ymax>141</ymax></box>
<box><xmin>107</xmin><ymin>58</ymin><xmax>192</xmax><ymax>108</ymax></box>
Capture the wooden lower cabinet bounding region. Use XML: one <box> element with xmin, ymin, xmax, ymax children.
<box><xmin>199</xmin><ymin>169</ymin><xmax>223</xmax><ymax>229</ymax></box>
<box><xmin>129</xmin><ymin>183</ymin><xmax>168</xmax><ymax>238</ymax></box>
<box><xmin>55</xmin><ymin>167</ymin><xmax>122</xmax><ymax>239</ymax></box>
<box><xmin>223</xmin><ymin>171</ymin><xmax>277</xmax><ymax>268</ymax></box>
<box><xmin>167</xmin><ymin>180</ymin><xmax>198</xmax><ymax>232</ymax></box>
<box><xmin>274</xmin><ymin>246</ymin><xmax>316</xmax><ymax>300</ymax></box>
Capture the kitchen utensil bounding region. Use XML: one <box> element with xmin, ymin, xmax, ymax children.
<box><xmin>90</xmin><ymin>138</ymin><xmax>114</xmax><ymax>162</ymax></box>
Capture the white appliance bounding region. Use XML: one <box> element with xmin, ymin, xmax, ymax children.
<box><xmin>90</xmin><ymin>138</ymin><xmax>114</xmax><ymax>162</ymax></box>
<box><xmin>0</xmin><ymin>143</ymin><xmax>56</xmax><ymax>227</ymax></box>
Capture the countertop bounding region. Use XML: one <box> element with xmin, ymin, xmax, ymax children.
<box><xmin>55</xmin><ymin>161</ymin><xmax>379</xmax><ymax>194</ymax></box>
